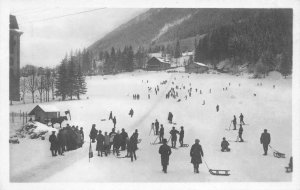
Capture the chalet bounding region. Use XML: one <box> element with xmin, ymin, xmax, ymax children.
<box><xmin>28</xmin><ymin>105</ymin><xmax>60</xmax><ymax>123</ymax></box>
<box><xmin>185</xmin><ymin>62</ymin><xmax>209</xmax><ymax>73</ymax></box>
<box><xmin>146</xmin><ymin>57</ymin><xmax>171</xmax><ymax>71</ymax></box>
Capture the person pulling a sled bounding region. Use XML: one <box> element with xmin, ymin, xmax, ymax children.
<box><xmin>260</xmin><ymin>129</ymin><xmax>271</xmax><ymax>155</ymax></box>
<box><xmin>221</xmin><ymin>137</ymin><xmax>230</xmax><ymax>152</ymax></box>
<box><xmin>159</xmin><ymin>139</ymin><xmax>172</xmax><ymax>173</ymax></box>
<box><xmin>190</xmin><ymin>139</ymin><xmax>204</xmax><ymax>173</ymax></box>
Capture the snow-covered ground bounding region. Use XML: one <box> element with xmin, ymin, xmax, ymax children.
<box><xmin>9</xmin><ymin>71</ymin><xmax>292</xmax><ymax>182</ymax></box>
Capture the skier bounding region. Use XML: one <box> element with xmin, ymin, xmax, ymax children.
<box><xmin>232</xmin><ymin>115</ymin><xmax>237</xmax><ymax>130</ymax></box>
<box><xmin>169</xmin><ymin>127</ymin><xmax>179</xmax><ymax>148</ymax></box>
<box><xmin>239</xmin><ymin>113</ymin><xmax>245</xmax><ymax>125</ymax></box>
<box><xmin>159</xmin><ymin>124</ymin><xmax>164</xmax><ymax>143</ymax></box>
<box><xmin>89</xmin><ymin>124</ymin><xmax>98</xmax><ymax>143</ymax></box>
<box><xmin>221</xmin><ymin>137</ymin><xmax>230</xmax><ymax>152</ymax></box>
<box><xmin>113</xmin><ymin>116</ymin><xmax>117</xmax><ymax>128</ymax></box>
<box><xmin>190</xmin><ymin>139</ymin><xmax>204</xmax><ymax>173</ymax></box>
<box><xmin>96</xmin><ymin>130</ymin><xmax>105</xmax><ymax>157</ymax></box>
<box><xmin>109</xmin><ymin>111</ymin><xmax>113</xmax><ymax>120</ymax></box>
<box><xmin>129</xmin><ymin>108</ymin><xmax>134</xmax><ymax>118</ymax></box>
<box><xmin>216</xmin><ymin>105</ymin><xmax>219</xmax><ymax>112</ymax></box>
<box><xmin>104</xmin><ymin>132</ymin><xmax>110</xmax><ymax>156</ymax></box>
<box><xmin>159</xmin><ymin>139</ymin><xmax>172</xmax><ymax>173</ymax></box>
<box><xmin>168</xmin><ymin>112</ymin><xmax>173</xmax><ymax>123</ymax></box>
<box><xmin>49</xmin><ymin>131</ymin><xmax>58</xmax><ymax>157</ymax></box>
<box><xmin>155</xmin><ymin>119</ymin><xmax>160</xmax><ymax>135</ymax></box>
<box><xmin>120</xmin><ymin>128</ymin><xmax>128</xmax><ymax>150</ymax></box>
<box><xmin>179</xmin><ymin>126</ymin><xmax>184</xmax><ymax>147</ymax></box>
<box><xmin>238</xmin><ymin>124</ymin><xmax>244</xmax><ymax>142</ymax></box>
<box><xmin>260</xmin><ymin>129</ymin><xmax>271</xmax><ymax>155</ymax></box>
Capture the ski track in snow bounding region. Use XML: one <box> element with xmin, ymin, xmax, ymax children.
<box><xmin>9</xmin><ymin>71</ymin><xmax>292</xmax><ymax>182</ymax></box>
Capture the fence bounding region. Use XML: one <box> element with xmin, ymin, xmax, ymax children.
<box><xmin>9</xmin><ymin>111</ymin><xmax>31</xmax><ymax>130</ymax></box>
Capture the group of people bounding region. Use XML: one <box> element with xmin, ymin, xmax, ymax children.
<box><xmin>90</xmin><ymin>125</ymin><xmax>140</xmax><ymax>162</ymax></box>
<box><xmin>132</xmin><ymin>94</ymin><xmax>140</xmax><ymax>100</ymax></box>
<box><xmin>49</xmin><ymin>124</ymin><xmax>84</xmax><ymax>157</ymax></box>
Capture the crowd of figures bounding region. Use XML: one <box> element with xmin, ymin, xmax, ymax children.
<box><xmin>49</xmin><ymin>124</ymin><xmax>84</xmax><ymax>156</ymax></box>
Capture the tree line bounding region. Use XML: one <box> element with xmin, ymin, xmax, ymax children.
<box><xmin>194</xmin><ymin>9</ymin><xmax>292</xmax><ymax>77</ymax></box>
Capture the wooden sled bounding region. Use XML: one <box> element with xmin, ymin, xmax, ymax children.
<box><xmin>180</xmin><ymin>144</ymin><xmax>189</xmax><ymax>147</ymax></box>
<box><xmin>273</xmin><ymin>151</ymin><xmax>285</xmax><ymax>158</ymax></box>
<box><xmin>209</xmin><ymin>169</ymin><xmax>230</xmax><ymax>176</ymax></box>
<box><xmin>100</xmin><ymin>119</ymin><xmax>106</xmax><ymax>121</ymax></box>
<box><xmin>285</xmin><ymin>167</ymin><xmax>293</xmax><ymax>173</ymax></box>
<box><xmin>150</xmin><ymin>142</ymin><xmax>162</xmax><ymax>145</ymax></box>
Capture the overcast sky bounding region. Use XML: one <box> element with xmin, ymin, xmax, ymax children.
<box><xmin>10</xmin><ymin>0</ymin><xmax>146</xmax><ymax>68</ymax></box>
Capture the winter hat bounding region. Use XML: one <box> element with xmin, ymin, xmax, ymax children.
<box><xmin>195</xmin><ymin>139</ymin><xmax>200</xmax><ymax>143</ymax></box>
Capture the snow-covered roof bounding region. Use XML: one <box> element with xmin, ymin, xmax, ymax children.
<box><xmin>182</xmin><ymin>51</ymin><xmax>194</xmax><ymax>56</ymax></box>
<box><xmin>155</xmin><ymin>57</ymin><xmax>171</xmax><ymax>64</ymax></box>
<box><xmin>29</xmin><ymin>105</ymin><xmax>60</xmax><ymax>115</ymax></box>
<box><xmin>194</xmin><ymin>62</ymin><xmax>208</xmax><ymax>67</ymax></box>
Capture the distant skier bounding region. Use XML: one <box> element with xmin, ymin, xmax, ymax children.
<box><xmin>179</xmin><ymin>126</ymin><xmax>184</xmax><ymax>147</ymax></box>
<box><xmin>221</xmin><ymin>137</ymin><xmax>230</xmax><ymax>152</ymax></box>
<box><xmin>148</xmin><ymin>94</ymin><xmax>150</xmax><ymax>99</ymax></box>
<box><xmin>260</xmin><ymin>129</ymin><xmax>271</xmax><ymax>155</ymax></box>
<box><xmin>159</xmin><ymin>139</ymin><xmax>172</xmax><ymax>173</ymax></box>
<box><xmin>159</xmin><ymin>124</ymin><xmax>164</xmax><ymax>143</ymax></box>
<box><xmin>190</xmin><ymin>139</ymin><xmax>204</xmax><ymax>173</ymax></box>
<box><xmin>202</xmin><ymin>100</ymin><xmax>205</xmax><ymax>105</ymax></box>
<box><xmin>113</xmin><ymin>116</ymin><xmax>117</xmax><ymax>128</ymax></box>
<box><xmin>216</xmin><ymin>105</ymin><xmax>219</xmax><ymax>112</ymax></box>
<box><xmin>169</xmin><ymin>127</ymin><xmax>179</xmax><ymax>148</ymax></box>
<box><xmin>155</xmin><ymin>119</ymin><xmax>160</xmax><ymax>135</ymax></box>
<box><xmin>49</xmin><ymin>131</ymin><xmax>58</xmax><ymax>157</ymax></box>
<box><xmin>238</xmin><ymin>124</ymin><xmax>244</xmax><ymax>142</ymax></box>
<box><xmin>239</xmin><ymin>113</ymin><xmax>245</xmax><ymax>125</ymax></box>
<box><xmin>232</xmin><ymin>115</ymin><xmax>237</xmax><ymax>130</ymax></box>
<box><xmin>168</xmin><ymin>112</ymin><xmax>173</xmax><ymax>123</ymax></box>
<box><xmin>109</xmin><ymin>111</ymin><xmax>113</xmax><ymax>120</ymax></box>
<box><xmin>89</xmin><ymin>124</ymin><xmax>98</xmax><ymax>143</ymax></box>
<box><xmin>129</xmin><ymin>108</ymin><xmax>134</xmax><ymax>118</ymax></box>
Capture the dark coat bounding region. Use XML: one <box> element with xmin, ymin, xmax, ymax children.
<box><xmin>96</xmin><ymin>134</ymin><xmax>105</xmax><ymax>151</ymax></box>
<box><xmin>128</xmin><ymin>136</ymin><xmax>137</xmax><ymax>152</ymax></box>
<box><xmin>89</xmin><ymin>127</ymin><xmax>97</xmax><ymax>140</ymax></box>
<box><xmin>190</xmin><ymin>143</ymin><xmax>204</xmax><ymax>164</ymax></box>
<box><xmin>155</xmin><ymin>121</ymin><xmax>159</xmax><ymax>130</ymax></box>
<box><xmin>260</xmin><ymin>132</ymin><xmax>271</xmax><ymax>145</ymax></box>
<box><xmin>120</xmin><ymin>131</ymin><xmax>128</xmax><ymax>143</ymax></box>
<box><xmin>159</xmin><ymin>144</ymin><xmax>172</xmax><ymax>166</ymax></box>
<box><xmin>49</xmin><ymin>134</ymin><xmax>58</xmax><ymax>150</ymax></box>
<box><xmin>179</xmin><ymin>130</ymin><xmax>184</xmax><ymax>140</ymax></box>
<box><xmin>221</xmin><ymin>140</ymin><xmax>229</xmax><ymax>149</ymax></box>
<box><xmin>238</xmin><ymin>126</ymin><xmax>243</xmax><ymax>134</ymax></box>
<box><xmin>159</xmin><ymin>127</ymin><xmax>164</xmax><ymax>136</ymax></box>
<box><xmin>113</xmin><ymin>133</ymin><xmax>121</xmax><ymax>148</ymax></box>
<box><xmin>57</xmin><ymin>130</ymin><xmax>65</xmax><ymax>146</ymax></box>
<box><xmin>170</xmin><ymin>129</ymin><xmax>179</xmax><ymax>140</ymax></box>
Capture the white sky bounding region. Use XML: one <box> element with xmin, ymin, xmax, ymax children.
<box><xmin>10</xmin><ymin>0</ymin><xmax>147</xmax><ymax>68</ymax></box>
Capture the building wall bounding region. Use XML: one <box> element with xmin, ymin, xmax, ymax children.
<box><xmin>185</xmin><ymin>64</ymin><xmax>208</xmax><ymax>73</ymax></box>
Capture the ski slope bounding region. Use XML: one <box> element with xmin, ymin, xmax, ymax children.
<box><xmin>9</xmin><ymin>71</ymin><xmax>292</xmax><ymax>182</ymax></box>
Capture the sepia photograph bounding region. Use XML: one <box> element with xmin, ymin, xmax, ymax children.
<box><xmin>1</xmin><ymin>0</ymin><xmax>300</xmax><ymax>189</ymax></box>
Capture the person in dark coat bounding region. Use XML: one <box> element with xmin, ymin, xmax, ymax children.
<box><xmin>57</xmin><ymin>129</ymin><xmax>65</xmax><ymax>155</ymax></box>
<box><xmin>112</xmin><ymin>116</ymin><xmax>117</xmax><ymax>128</ymax></box>
<box><xmin>260</xmin><ymin>129</ymin><xmax>271</xmax><ymax>155</ymax></box>
<box><xmin>155</xmin><ymin>119</ymin><xmax>159</xmax><ymax>135</ymax></box>
<box><xmin>179</xmin><ymin>126</ymin><xmax>184</xmax><ymax>147</ymax></box>
<box><xmin>120</xmin><ymin>128</ymin><xmax>128</xmax><ymax>150</ymax></box>
<box><xmin>238</xmin><ymin>124</ymin><xmax>244</xmax><ymax>142</ymax></box>
<box><xmin>168</xmin><ymin>112</ymin><xmax>173</xmax><ymax>123</ymax></box>
<box><xmin>190</xmin><ymin>139</ymin><xmax>204</xmax><ymax>173</ymax></box>
<box><xmin>216</xmin><ymin>105</ymin><xmax>219</xmax><ymax>112</ymax></box>
<box><xmin>113</xmin><ymin>130</ymin><xmax>121</xmax><ymax>155</ymax></box>
<box><xmin>109</xmin><ymin>128</ymin><xmax>117</xmax><ymax>151</ymax></box>
<box><xmin>109</xmin><ymin>111</ymin><xmax>113</xmax><ymax>120</ymax></box>
<box><xmin>221</xmin><ymin>137</ymin><xmax>230</xmax><ymax>152</ymax></box>
<box><xmin>169</xmin><ymin>127</ymin><xmax>179</xmax><ymax>148</ymax></box>
<box><xmin>79</xmin><ymin>127</ymin><xmax>84</xmax><ymax>142</ymax></box>
<box><xmin>159</xmin><ymin>139</ymin><xmax>172</xmax><ymax>173</ymax></box>
<box><xmin>49</xmin><ymin>131</ymin><xmax>58</xmax><ymax>156</ymax></box>
<box><xmin>129</xmin><ymin>108</ymin><xmax>134</xmax><ymax>117</ymax></box>
<box><xmin>104</xmin><ymin>132</ymin><xmax>110</xmax><ymax>156</ymax></box>
<box><xmin>89</xmin><ymin>124</ymin><xmax>98</xmax><ymax>143</ymax></box>
<box><xmin>128</xmin><ymin>134</ymin><xmax>137</xmax><ymax>162</ymax></box>
<box><xmin>96</xmin><ymin>130</ymin><xmax>105</xmax><ymax>156</ymax></box>
<box><xmin>232</xmin><ymin>115</ymin><xmax>237</xmax><ymax>130</ymax></box>
<box><xmin>132</xmin><ymin>129</ymin><xmax>139</xmax><ymax>149</ymax></box>
<box><xmin>239</xmin><ymin>113</ymin><xmax>245</xmax><ymax>125</ymax></box>
<box><xmin>159</xmin><ymin>124</ymin><xmax>164</xmax><ymax>143</ymax></box>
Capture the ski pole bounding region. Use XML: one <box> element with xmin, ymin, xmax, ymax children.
<box><xmin>167</xmin><ymin>136</ymin><xmax>171</xmax><ymax>143</ymax></box>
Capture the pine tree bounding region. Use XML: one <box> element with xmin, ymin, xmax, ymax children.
<box><xmin>67</xmin><ymin>56</ymin><xmax>77</xmax><ymax>100</ymax></box>
<box><xmin>75</xmin><ymin>64</ymin><xmax>87</xmax><ymax>99</ymax></box>
<box><xmin>55</xmin><ymin>58</ymin><xmax>68</xmax><ymax>100</ymax></box>
<box><xmin>174</xmin><ymin>40</ymin><xmax>181</xmax><ymax>58</ymax></box>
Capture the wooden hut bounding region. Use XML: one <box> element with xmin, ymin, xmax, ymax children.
<box><xmin>146</xmin><ymin>57</ymin><xmax>171</xmax><ymax>71</ymax></box>
<box><xmin>28</xmin><ymin>105</ymin><xmax>60</xmax><ymax>123</ymax></box>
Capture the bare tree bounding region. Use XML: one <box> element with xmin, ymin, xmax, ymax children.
<box><xmin>26</xmin><ymin>69</ymin><xmax>37</xmax><ymax>103</ymax></box>
<box><xmin>37</xmin><ymin>75</ymin><xmax>45</xmax><ymax>103</ymax></box>
<box><xmin>20</xmin><ymin>77</ymin><xmax>27</xmax><ymax>104</ymax></box>
<box><xmin>50</xmin><ymin>71</ymin><xmax>56</xmax><ymax>100</ymax></box>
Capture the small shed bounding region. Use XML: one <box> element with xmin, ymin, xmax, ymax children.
<box><xmin>185</xmin><ymin>62</ymin><xmax>209</xmax><ymax>73</ymax></box>
<box><xmin>28</xmin><ymin>105</ymin><xmax>60</xmax><ymax>123</ymax></box>
<box><xmin>146</xmin><ymin>57</ymin><xmax>170</xmax><ymax>71</ymax></box>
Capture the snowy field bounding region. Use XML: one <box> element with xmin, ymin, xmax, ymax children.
<box><xmin>9</xmin><ymin>70</ymin><xmax>292</xmax><ymax>182</ymax></box>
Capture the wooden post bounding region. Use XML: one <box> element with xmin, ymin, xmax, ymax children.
<box><xmin>22</xmin><ymin>112</ymin><xmax>24</xmax><ymax>125</ymax></box>
<box><xmin>20</xmin><ymin>110</ymin><xmax>21</xmax><ymax>119</ymax></box>
<box><xmin>26</xmin><ymin>112</ymin><xmax>28</xmax><ymax>123</ymax></box>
